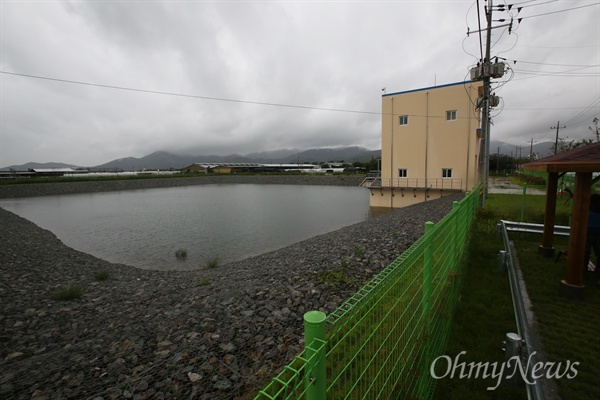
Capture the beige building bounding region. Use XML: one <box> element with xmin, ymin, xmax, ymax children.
<box><xmin>368</xmin><ymin>81</ymin><xmax>483</xmax><ymax>208</ymax></box>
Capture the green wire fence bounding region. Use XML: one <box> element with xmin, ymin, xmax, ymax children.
<box><xmin>255</xmin><ymin>186</ymin><xmax>481</xmax><ymax>400</ymax></box>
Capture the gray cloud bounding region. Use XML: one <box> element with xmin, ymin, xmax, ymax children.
<box><xmin>1</xmin><ymin>1</ymin><xmax>598</xmax><ymax>167</ymax></box>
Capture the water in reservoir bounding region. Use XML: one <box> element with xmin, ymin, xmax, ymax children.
<box><xmin>0</xmin><ymin>184</ymin><xmax>371</xmax><ymax>270</ymax></box>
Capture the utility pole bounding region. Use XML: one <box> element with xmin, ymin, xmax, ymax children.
<box><xmin>529</xmin><ymin>138</ymin><xmax>533</xmax><ymax>159</ymax></box>
<box><xmin>589</xmin><ymin>117</ymin><xmax>599</xmax><ymax>142</ymax></box>
<box><xmin>551</xmin><ymin>121</ymin><xmax>566</xmax><ymax>155</ymax></box>
<box><xmin>496</xmin><ymin>146</ymin><xmax>500</xmax><ymax>172</ymax></box>
<box><xmin>529</xmin><ymin>138</ymin><xmax>534</xmax><ymax>160</ymax></box>
<box><xmin>481</xmin><ymin>0</ymin><xmax>493</xmax><ymax>203</ymax></box>
<box><xmin>469</xmin><ymin>0</ymin><xmax>510</xmax><ymax>207</ymax></box>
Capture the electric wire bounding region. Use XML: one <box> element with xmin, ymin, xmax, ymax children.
<box><xmin>498</xmin><ymin>58</ymin><xmax>599</xmax><ymax>67</ymax></box>
<box><xmin>0</xmin><ymin>70</ymin><xmax>484</xmax><ymax>122</ymax></box>
<box><xmin>515</xmin><ymin>0</ymin><xmax>559</xmax><ymax>9</ymax></box>
<box><xmin>0</xmin><ymin>70</ymin><xmax>382</xmax><ymax>116</ymax></box>
<box><xmin>506</xmin><ymin>43</ymin><xmax>599</xmax><ymax>49</ymax></box>
<box><xmin>518</xmin><ymin>2</ymin><xmax>599</xmax><ymax>20</ymax></box>
<box><xmin>476</xmin><ymin>0</ymin><xmax>484</xmax><ymax>60</ymax></box>
<box><xmin>562</xmin><ymin>95</ymin><xmax>600</xmax><ymax>126</ymax></box>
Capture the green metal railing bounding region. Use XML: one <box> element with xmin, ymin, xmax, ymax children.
<box><xmin>255</xmin><ymin>187</ymin><xmax>480</xmax><ymax>400</ymax></box>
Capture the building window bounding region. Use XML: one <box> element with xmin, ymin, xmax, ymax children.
<box><xmin>446</xmin><ymin>110</ymin><xmax>457</xmax><ymax>121</ymax></box>
<box><xmin>398</xmin><ymin>169</ymin><xmax>407</xmax><ymax>178</ymax></box>
<box><xmin>399</xmin><ymin>115</ymin><xmax>408</xmax><ymax>125</ymax></box>
<box><xmin>442</xmin><ymin>168</ymin><xmax>453</xmax><ymax>178</ymax></box>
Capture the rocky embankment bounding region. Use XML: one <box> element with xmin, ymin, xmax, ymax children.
<box><xmin>0</xmin><ymin>177</ymin><xmax>462</xmax><ymax>399</ymax></box>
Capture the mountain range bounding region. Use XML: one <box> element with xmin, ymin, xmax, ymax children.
<box><xmin>3</xmin><ymin>146</ymin><xmax>381</xmax><ymax>171</ymax></box>
<box><xmin>2</xmin><ymin>141</ymin><xmax>556</xmax><ymax>172</ymax></box>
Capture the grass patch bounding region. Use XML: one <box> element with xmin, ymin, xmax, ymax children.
<box><xmin>317</xmin><ymin>257</ymin><xmax>362</xmax><ymax>288</ymax></box>
<box><xmin>175</xmin><ymin>248</ymin><xmax>188</xmax><ymax>260</ymax></box>
<box><xmin>94</xmin><ymin>270</ymin><xmax>110</xmax><ymax>281</ymax></box>
<box><xmin>432</xmin><ymin>202</ymin><xmax>526</xmax><ymax>400</ymax></box>
<box><xmin>205</xmin><ymin>255</ymin><xmax>221</xmax><ymax>269</ymax></box>
<box><xmin>196</xmin><ymin>277</ymin><xmax>212</xmax><ymax>286</ymax></box>
<box><xmin>50</xmin><ymin>284</ymin><xmax>84</xmax><ymax>301</ymax></box>
<box><xmin>512</xmin><ymin>239</ymin><xmax>600</xmax><ymax>399</ymax></box>
<box><xmin>317</xmin><ymin>269</ymin><xmax>360</xmax><ymax>288</ymax></box>
<box><xmin>434</xmin><ymin>192</ymin><xmax>594</xmax><ymax>399</ymax></box>
<box><xmin>353</xmin><ymin>246</ymin><xmax>365</xmax><ymax>257</ymax></box>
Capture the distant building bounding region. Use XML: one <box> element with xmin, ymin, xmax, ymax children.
<box><xmin>367</xmin><ymin>81</ymin><xmax>483</xmax><ymax>208</ymax></box>
<box><xmin>0</xmin><ymin>168</ymin><xmax>90</xmax><ymax>179</ymax></box>
<box><xmin>181</xmin><ymin>163</ymin><xmax>322</xmax><ymax>174</ymax></box>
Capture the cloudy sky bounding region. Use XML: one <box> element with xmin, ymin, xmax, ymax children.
<box><xmin>1</xmin><ymin>0</ymin><xmax>598</xmax><ymax>167</ymax></box>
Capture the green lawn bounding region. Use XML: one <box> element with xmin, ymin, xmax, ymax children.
<box><xmin>433</xmin><ymin>192</ymin><xmax>597</xmax><ymax>400</ymax></box>
<box><xmin>512</xmin><ymin>238</ymin><xmax>600</xmax><ymax>399</ymax></box>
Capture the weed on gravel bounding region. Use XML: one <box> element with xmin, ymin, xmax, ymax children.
<box><xmin>49</xmin><ymin>283</ymin><xmax>84</xmax><ymax>301</ymax></box>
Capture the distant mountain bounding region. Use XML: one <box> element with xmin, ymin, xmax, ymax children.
<box><xmin>490</xmin><ymin>140</ymin><xmax>554</xmax><ymax>158</ymax></box>
<box><xmin>3</xmin><ymin>146</ymin><xmax>381</xmax><ymax>171</ymax></box>
<box><xmin>281</xmin><ymin>146</ymin><xmax>380</xmax><ymax>163</ymax></box>
<box><xmin>1</xmin><ymin>161</ymin><xmax>81</xmax><ymax>171</ymax></box>
<box><xmin>243</xmin><ymin>149</ymin><xmax>300</xmax><ymax>162</ymax></box>
<box><xmin>7</xmin><ymin>142</ymin><xmax>561</xmax><ymax>171</ymax></box>
<box><xmin>91</xmin><ymin>146</ymin><xmax>380</xmax><ymax>170</ymax></box>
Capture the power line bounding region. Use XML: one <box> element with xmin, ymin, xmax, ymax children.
<box><xmin>519</xmin><ymin>2</ymin><xmax>599</xmax><ymax>20</ymax></box>
<box><xmin>512</xmin><ymin>70</ymin><xmax>599</xmax><ymax>77</ymax></box>
<box><xmin>511</xmin><ymin>64</ymin><xmax>600</xmax><ymax>78</ymax></box>
<box><xmin>0</xmin><ymin>70</ymin><xmax>382</xmax><ymax>116</ymax></box>
<box><xmin>501</xmin><ymin>59</ymin><xmax>599</xmax><ymax>68</ymax></box>
<box><xmin>516</xmin><ymin>0</ymin><xmax>559</xmax><ymax>9</ymax></box>
<box><xmin>476</xmin><ymin>0</ymin><xmax>484</xmax><ymax>60</ymax></box>
<box><xmin>503</xmin><ymin>106</ymin><xmax>598</xmax><ymax>110</ymax></box>
<box><xmin>562</xmin><ymin>95</ymin><xmax>600</xmax><ymax>126</ymax></box>
<box><xmin>509</xmin><ymin>43</ymin><xmax>598</xmax><ymax>49</ymax></box>
<box><xmin>1</xmin><ymin>70</ymin><xmax>485</xmax><ymax>121</ymax></box>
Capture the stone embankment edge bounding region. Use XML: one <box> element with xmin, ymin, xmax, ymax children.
<box><xmin>0</xmin><ymin>175</ymin><xmax>365</xmax><ymax>199</ymax></box>
<box><xmin>0</xmin><ymin>175</ymin><xmax>462</xmax><ymax>399</ymax></box>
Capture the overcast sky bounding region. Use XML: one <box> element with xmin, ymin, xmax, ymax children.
<box><xmin>1</xmin><ymin>0</ymin><xmax>598</xmax><ymax>167</ymax></box>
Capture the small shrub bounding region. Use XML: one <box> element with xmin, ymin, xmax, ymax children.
<box><xmin>317</xmin><ymin>268</ymin><xmax>361</xmax><ymax>288</ymax></box>
<box><xmin>318</xmin><ymin>269</ymin><xmax>344</xmax><ymax>284</ymax></box>
<box><xmin>196</xmin><ymin>277</ymin><xmax>211</xmax><ymax>286</ymax></box>
<box><xmin>354</xmin><ymin>246</ymin><xmax>365</xmax><ymax>257</ymax></box>
<box><xmin>94</xmin><ymin>271</ymin><xmax>110</xmax><ymax>281</ymax></box>
<box><xmin>340</xmin><ymin>257</ymin><xmax>349</xmax><ymax>269</ymax></box>
<box><xmin>175</xmin><ymin>248</ymin><xmax>188</xmax><ymax>260</ymax></box>
<box><xmin>50</xmin><ymin>284</ymin><xmax>83</xmax><ymax>301</ymax></box>
<box><xmin>205</xmin><ymin>256</ymin><xmax>221</xmax><ymax>269</ymax></box>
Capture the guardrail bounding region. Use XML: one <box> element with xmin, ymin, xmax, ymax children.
<box><xmin>500</xmin><ymin>220</ymin><xmax>570</xmax><ymax>236</ymax></box>
<box><xmin>362</xmin><ymin>176</ymin><xmax>463</xmax><ymax>190</ymax></box>
<box><xmin>497</xmin><ymin>220</ymin><xmax>546</xmax><ymax>400</ymax></box>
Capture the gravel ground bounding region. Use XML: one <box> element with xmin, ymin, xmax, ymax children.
<box><xmin>0</xmin><ymin>176</ymin><xmax>462</xmax><ymax>399</ymax></box>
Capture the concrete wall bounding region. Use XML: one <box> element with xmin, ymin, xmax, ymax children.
<box><xmin>368</xmin><ymin>188</ymin><xmax>461</xmax><ymax>208</ymax></box>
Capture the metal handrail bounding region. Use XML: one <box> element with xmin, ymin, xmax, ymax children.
<box><xmin>362</xmin><ymin>176</ymin><xmax>463</xmax><ymax>190</ymax></box>
<box><xmin>500</xmin><ymin>220</ymin><xmax>570</xmax><ymax>236</ymax></box>
<box><xmin>498</xmin><ymin>220</ymin><xmax>546</xmax><ymax>400</ymax></box>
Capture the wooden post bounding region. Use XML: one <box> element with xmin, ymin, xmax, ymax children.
<box><xmin>539</xmin><ymin>172</ymin><xmax>558</xmax><ymax>256</ymax></box>
<box><xmin>560</xmin><ymin>172</ymin><xmax>592</xmax><ymax>298</ymax></box>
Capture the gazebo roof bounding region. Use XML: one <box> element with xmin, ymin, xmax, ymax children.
<box><xmin>524</xmin><ymin>142</ymin><xmax>600</xmax><ymax>173</ymax></box>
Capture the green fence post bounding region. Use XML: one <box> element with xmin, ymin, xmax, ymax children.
<box><xmin>423</xmin><ymin>221</ymin><xmax>434</xmax><ymax>316</ymax></box>
<box><xmin>304</xmin><ymin>311</ymin><xmax>326</xmax><ymax>400</ymax></box>
<box><xmin>452</xmin><ymin>201</ymin><xmax>460</xmax><ymax>267</ymax></box>
<box><xmin>521</xmin><ymin>182</ymin><xmax>527</xmax><ymax>222</ymax></box>
<box><xmin>419</xmin><ymin>221</ymin><xmax>434</xmax><ymax>398</ymax></box>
